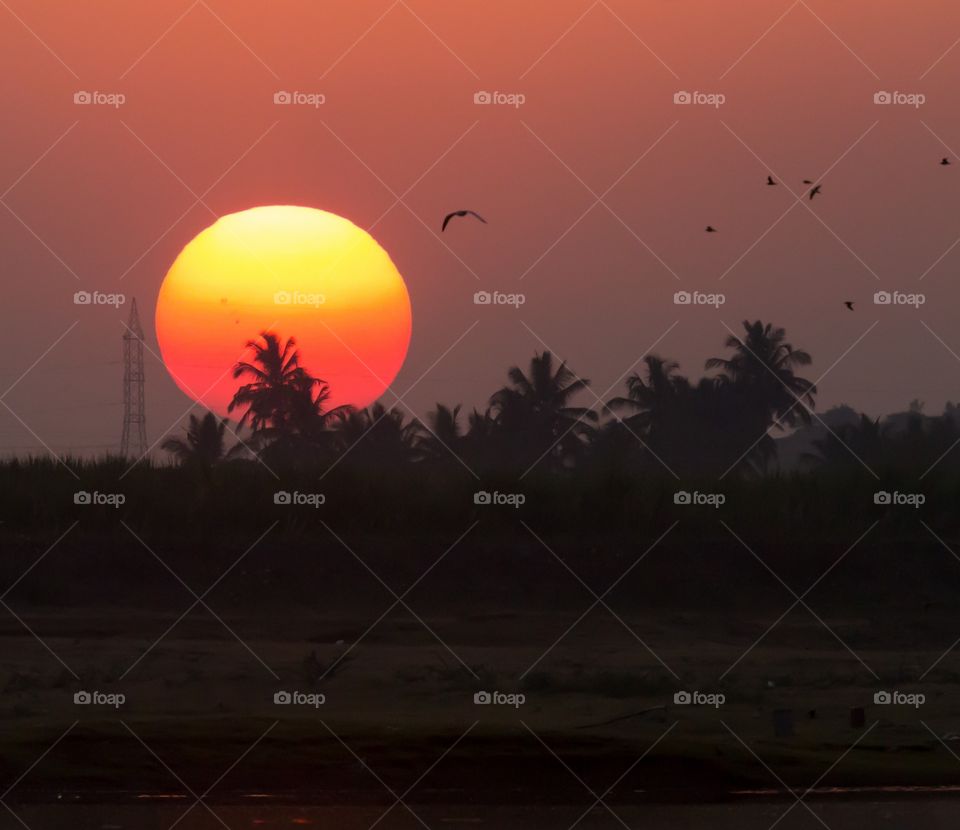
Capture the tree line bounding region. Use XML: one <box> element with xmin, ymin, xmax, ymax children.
<box><xmin>161</xmin><ymin>319</ymin><xmax>960</xmax><ymax>482</ymax></box>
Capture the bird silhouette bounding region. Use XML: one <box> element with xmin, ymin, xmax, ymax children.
<box><xmin>705</xmin><ymin>226</ymin><xmax>717</xmax><ymax>233</ymax></box>
<box><xmin>767</xmin><ymin>176</ymin><xmax>776</xmax><ymax>186</ymax></box>
<box><xmin>802</xmin><ymin>179</ymin><xmax>813</xmax><ymax>185</ymax></box>
<box><xmin>844</xmin><ymin>301</ymin><xmax>854</xmax><ymax>311</ymax></box>
<box><xmin>442</xmin><ymin>210</ymin><xmax>487</xmax><ymax>232</ymax></box>
<box><xmin>809</xmin><ymin>185</ymin><xmax>822</xmax><ymax>200</ymax></box>
<box><xmin>942</xmin><ymin>158</ymin><xmax>952</xmax><ymax>166</ymax></box>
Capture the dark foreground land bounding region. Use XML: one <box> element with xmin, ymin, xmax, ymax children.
<box><xmin>3</xmin><ymin>491</ymin><xmax>960</xmax><ymax>803</ymax></box>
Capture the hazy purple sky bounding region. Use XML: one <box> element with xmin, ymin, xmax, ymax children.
<box><xmin>2</xmin><ymin>0</ymin><xmax>960</xmax><ymax>455</ymax></box>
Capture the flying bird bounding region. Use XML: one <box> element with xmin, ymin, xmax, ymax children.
<box><xmin>705</xmin><ymin>226</ymin><xmax>717</xmax><ymax>233</ymax></box>
<box><xmin>802</xmin><ymin>179</ymin><xmax>813</xmax><ymax>185</ymax></box>
<box><xmin>809</xmin><ymin>185</ymin><xmax>822</xmax><ymax>200</ymax></box>
<box><xmin>844</xmin><ymin>301</ymin><xmax>854</xmax><ymax>311</ymax></box>
<box><xmin>442</xmin><ymin>210</ymin><xmax>487</xmax><ymax>232</ymax></box>
<box><xmin>942</xmin><ymin>157</ymin><xmax>952</xmax><ymax>166</ymax></box>
<box><xmin>767</xmin><ymin>176</ymin><xmax>776</xmax><ymax>186</ymax></box>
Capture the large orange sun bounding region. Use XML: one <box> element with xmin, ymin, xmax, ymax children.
<box><xmin>156</xmin><ymin>205</ymin><xmax>412</xmax><ymax>416</ymax></box>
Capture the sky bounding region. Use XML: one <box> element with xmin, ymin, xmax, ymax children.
<box><xmin>2</xmin><ymin>0</ymin><xmax>960</xmax><ymax>455</ymax></box>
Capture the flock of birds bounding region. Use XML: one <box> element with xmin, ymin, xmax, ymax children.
<box><xmin>441</xmin><ymin>157</ymin><xmax>954</xmax><ymax>312</ymax></box>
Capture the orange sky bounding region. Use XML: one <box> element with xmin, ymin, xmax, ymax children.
<box><xmin>2</xmin><ymin>0</ymin><xmax>960</xmax><ymax>453</ymax></box>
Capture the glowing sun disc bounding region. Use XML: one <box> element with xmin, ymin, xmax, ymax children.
<box><xmin>155</xmin><ymin>205</ymin><xmax>412</xmax><ymax>417</ymax></box>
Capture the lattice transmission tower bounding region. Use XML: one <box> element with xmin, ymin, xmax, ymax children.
<box><xmin>120</xmin><ymin>298</ymin><xmax>147</xmax><ymax>457</ymax></box>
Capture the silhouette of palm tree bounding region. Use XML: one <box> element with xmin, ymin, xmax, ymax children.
<box><xmin>331</xmin><ymin>403</ymin><xmax>421</xmax><ymax>467</ymax></box>
<box><xmin>706</xmin><ymin>320</ymin><xmax>816</xmax><ymax>428</ymax></box>
<box><xmin>607</xmin><ymin>355</ymin><xmax>691</xmax><ymax>436</ymax></box>
<box><xmin>229</xmin><ymin>332</ymin><xmax>319</xmax><ymax>436</ymax></box>
<box><xmin>490</xmin><ymin>352</ymin><xmax>597</xmax><ymax>470</ymax></box>
<box><xmin>161</xmin><ymin>411</ymin><xmax>239</xmax><ymax>477</ymax></box>
<box><xmin>417</xmin><ymin>403</ymin><xmax>465</xmax><ymax>463</ymax></box>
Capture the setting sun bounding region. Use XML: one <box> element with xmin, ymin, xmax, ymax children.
<box><xmin>155</xmin><ymin>205</ymin><xmax>412</xmax><ymax>415</ymax></box>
